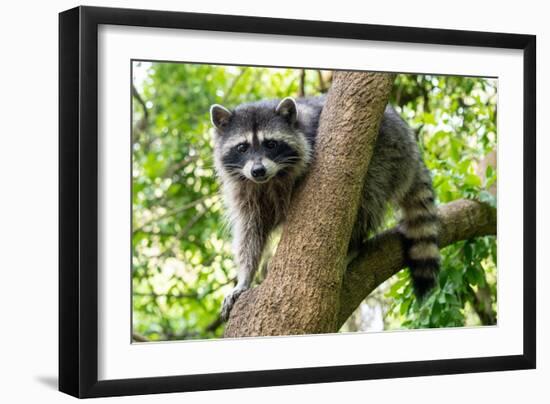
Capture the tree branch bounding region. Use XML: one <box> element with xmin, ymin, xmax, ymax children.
<box><xmin>317</xmin><ymin>70</ymin><xmax>327</xmax><ymax>93</ymax></box>
<box><xmin>224</xmin><ymin>72</ymin><xmax>396</xmax><ymax>337</ymax></box>
<box><xmin>132</xmin><ymin>332</ymin><xmax>149</xmax><ymax>342</ymax></box>
<box><xmin>132</xmin><ymin>83</ymin><xmax>149</xmax><ymax>144</ymax></box>
<box><xmin>222</xmin><ymin>69</ymin><xmax>246</xmax><ymax>104</ymax></box>
<box><xmin>337</xmin><ymin>198</ymin><xmax>496</xmax><ymax>327</ymax></box>
<box><xmin>133</xmin><ymin>194</ymin><xmax>217</xmax><ymax>234</ymax></box>
<box><xmin>298</xmin><ymin>69</ymin><xmax>306</xmax><ymax>97</ymax></box>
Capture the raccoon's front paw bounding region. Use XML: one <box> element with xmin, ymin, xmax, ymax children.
<box><xmin>220</xmin><ymin>286</ymin><xmax>247</xmax><ymax>322</ymax></box>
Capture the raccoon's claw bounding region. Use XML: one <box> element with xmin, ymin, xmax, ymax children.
<box><xmin>220</xmin><ymin>287</ymin><xmax>247</xmax><ymax>322</ymax></box>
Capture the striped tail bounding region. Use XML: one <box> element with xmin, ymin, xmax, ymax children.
<box><xmin>400</xmin><ymin>169</ymin><xmax>440</xmax><ymax>298</ymax></box>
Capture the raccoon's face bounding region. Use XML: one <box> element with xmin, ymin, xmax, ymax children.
<box><xmin>210</xmin><ymin>97</ymin><xmax>310</xmax><ymax>184</ymax></box>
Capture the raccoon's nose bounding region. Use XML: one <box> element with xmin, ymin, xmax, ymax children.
<box><xmin>251</xmin><ymin>165</ymin><xmax>267</xmax><ymax>178</ymax></box>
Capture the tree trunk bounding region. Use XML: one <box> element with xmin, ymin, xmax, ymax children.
<box><xmin>224</xmin><ymin>71</ymin><xmax>395</xmax><ymax>337</ymax></box>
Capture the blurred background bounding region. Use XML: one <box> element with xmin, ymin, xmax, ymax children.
<box><xmin>131</xmin><ymin>62</ymin><xmax>497</xmax><ymax>342</ymax></box>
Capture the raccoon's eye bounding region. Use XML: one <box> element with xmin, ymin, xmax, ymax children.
<box><xmin>265</xmin><ymin>140</ymin><xmax>277</xmax><ymax>149</ymax></box>
<box><xmin>236</xmin><ymin>143</ymin><xmax>249</xmax><ymax>153</ymax></box>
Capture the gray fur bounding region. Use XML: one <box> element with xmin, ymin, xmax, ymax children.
<box><xmin>211</xmin><ymin>95</ymin><xmax>440</xmax><ymax>321</ymax></box>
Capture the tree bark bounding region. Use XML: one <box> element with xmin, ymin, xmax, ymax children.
<box><xmin>224</xmin><ymin>71</ymin><xmax>395</xmax><ymax>337</ymax></box>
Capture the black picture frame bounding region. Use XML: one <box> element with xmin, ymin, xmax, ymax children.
<box><xmin>59</xmin><ymin>5</ymin><xmax>536</xmax><ymax>398</ymax></box>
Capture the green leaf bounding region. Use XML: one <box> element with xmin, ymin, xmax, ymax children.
<box><xmin>464</xmin><ymin>173</ymin><xmax>482</xmax><ymax>188</ymax></box>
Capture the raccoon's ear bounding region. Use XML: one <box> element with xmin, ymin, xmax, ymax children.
<box><xmin>276</xmin><ymin>97</ymin><xmax>298</xmax><ymax>124</ymax></box>
<box><xmin>210</xmin><ymin>104</ymin><xmax>233</xmax><ymax>131</ymax></box>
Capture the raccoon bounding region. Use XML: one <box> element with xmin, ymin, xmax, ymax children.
<box><xmin>210</xmin><ymin>95</ymin><xmax>440</xmax><ymax>321</ymax></box>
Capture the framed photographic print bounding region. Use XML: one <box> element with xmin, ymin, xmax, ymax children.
<box><xmin>59</xmin><ymin>5</ymin><xmax>536</xmax><ymax>398</ymax></box>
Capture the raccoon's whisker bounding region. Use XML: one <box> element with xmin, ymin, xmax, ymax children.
<box><xmin>226</xmin><ymin>170</ymin><xmax>243</xmax><ymax>176</ymax></box>
<box><xmin>277</xmin><ymin>162</ymin><xmax>300</xmax><ymax>168</ymax></box>
<box><xmin>225</xmin><ymin>169</ymin><xmax>246</xmax><ymax>180</ymax></box>
<box><xmin>276</xmin><ymin>157</ymin><xmax>301</xmax><ymax>164</ymax></box>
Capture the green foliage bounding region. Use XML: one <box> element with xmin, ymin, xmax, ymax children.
<box><xmin>132</xmin><ymin>62</ymin><xmax>497</xmax><ymax>340</ymax></box>
<box><xmin>384</xmin><ymin>75</ymin><xmax>497</xmax><ymax>330</ymax></box>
